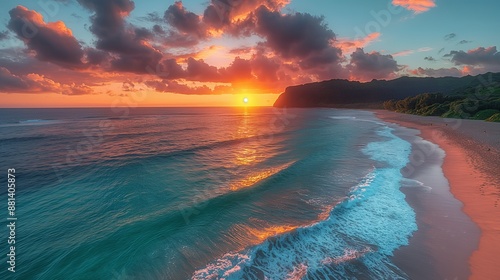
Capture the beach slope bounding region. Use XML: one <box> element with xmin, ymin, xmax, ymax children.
<box><xmin>375</xmin><ymin>110</ymin><xmax>500</xmax><ymax>280</ymax></box>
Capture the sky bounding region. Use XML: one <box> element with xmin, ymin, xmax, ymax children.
<box><xmin>0</xmin><ymin>0</ymin><xmax>499</xmax><ymax>107</ymax></box>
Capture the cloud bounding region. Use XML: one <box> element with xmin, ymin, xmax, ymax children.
<box><xmin>0</xmin><ymin>49</ymin><xmax>114</xmax><ymax>86</ymax></box>
<box><xmin>7</xmin><ymin>6</ymin><xmax>85</xmax><ymax>69</ymax></box>
<box><xmin>141</xmin><ymin>12</ymin><xmax>164</xmax><ymax>24</ymax></box>
<box><xmin>0</xmin><ymin>30</ymin><xmax>10</xmax><ymax>41</ymax></box>
<box><xmin>392</xmin><ymin>0</ymin><xmax>436</xmax><ymax>13</ymax></box>
<box><xmin>440</xmin><ymin>46</ymin><xmax>500</xmax><ymax>74</ymax></box>
<box><xmin>336</xmin><ymin>33</ymin><xmax>380</xmax><ymax>54</ymax></box>
<box><xmin>393</xmin><ymin>50</ymin><xmax>414</xmax><ymax>57</ymax></box>
<box><xmin>185</xmin><ymin>57</ymin><xmax>223</xmax><ymax>81</ymax></box>
<box><xmin>144</xmin><ymin>80</ymin><xmax>215</xmax><ymax>95</ymax></box>
<box><xmin>446</xmin><ymin>46</ymin><xmax>500</xmax><ymax>67</ymax></box>
<box><xmin>250</xmin><ymin>53</ymin><xmax>280</xmax><ymax>83</ymax></box>
<box><xmin>393</xmin><ymin>47</ymin><xmax>432</xmax><ymax>57</ymax></box>
<box><xmin>410</xmin><ymin>67</ymin><xmax>464</xmax><ymax>77</ymax></box>
<box><xmin>77</xmin><ymin>0</ymin><xmax>163</xmax><ymax>74</ymax></box>
<box><xmin>220</xmin><ymin>57</ymin><xmax>253</xmax><ymax>81</ymax></box>
<box><xmin>253</xmin><ymin>5</ymin><xmax>343</xmax><ymax>76</ymax></box>
<box><xmin>229</xmin><ymin>47</ymin><xmax>254</xmax><ymax>55</ymax></box>
<box><xmin>203</xmin><ymin>0</ymin><xmax>289</xmax><ymax>29</ymax></box>
<box><xmin>7</xmin><ymin>0</ymin><xmax>489</xmax><ymax>98</ymax></box>
<box><xmin>0</xmin><ymin>67</ymin><xmax>30</xmax><ymax>90</ymax></box>
<box><xmin>444</xmin><ymin>33</ymin><xmax>456</xmax><ymax>41</ymax></box>
<box><xmin>0</xmin><ymin>66</ymin><xmax>93</xmax><ymax>95</ymax></box>
<box><xmin>165</xmin><ymin>2</ymin><xmax>207</xmax><ymax>38</ymax></box>
<box><xmin>418</xmin><ymin>47</ymin><xmax>432</xmax><ymax>52</ymax></box>
<box><xmin>458</xmin><ymin>40</ymin><xmax>472</xmax><ymax>45</ymax></box>
<box><xmin>254</xmin><ymin>7</ymin><xmax>335</xmax><ymax>58</ymax></box>
<box><xmin>160</xmin><ymin>31</ymin><xmax>200</xmax><ymax>47</ymax></box>
<box><xmin>175</xmin><ymin>45</ymin><xmax>225</xmax><ymax>61</ymax></box>
<box><xmin>348</xmin><ymin>48</ymin><xmax>400</xmax><ymax>81</ymax></box>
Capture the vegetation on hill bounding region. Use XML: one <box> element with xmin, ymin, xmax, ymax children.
<box><xmin>383</xmin><ymin>75</ymin><xmax>500</xmax><ymax>122</ymax></box>
<box><xmin>273</xmin><ymin>72</ymin><xmax>500</xmax><ymax>110</ymax></box>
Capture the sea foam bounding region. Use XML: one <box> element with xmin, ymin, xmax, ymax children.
<box><xmin>192</xmin><ymin>125</ymin><xmax>417</xmax><ymax>279</ymax></box>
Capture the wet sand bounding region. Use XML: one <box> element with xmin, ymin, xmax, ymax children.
<box><xmin>375</xmin><ymin>110</ymin><xmax>500</xmax><ymax>280</ymax></box>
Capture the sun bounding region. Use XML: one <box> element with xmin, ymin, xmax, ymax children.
<box><xmin>243</xmin><ymin>97</ymin><xmax>249</xmax><ymax>104</ymax></box>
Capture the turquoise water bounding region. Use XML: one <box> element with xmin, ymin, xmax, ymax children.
<box><xmin>0</xmin><ymin>108</ymin><xmax>416</xmax><ymax>279</ymax></box>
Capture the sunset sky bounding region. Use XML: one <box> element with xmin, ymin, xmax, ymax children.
<box><xmin>0</xmin><ymin>0</ymin><xmax>499</xmax><ymax>107</ymax></box>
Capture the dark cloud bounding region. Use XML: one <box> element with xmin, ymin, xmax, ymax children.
<box><xmin>299</xmin><ymin>48</ymin><xmax>342</xmax><ymax>70</ymax></box>
<box><xmin>424</xmin><ymin>56</ymin><xmax>436</xmax><ymax>61</ymax></box>
<box><xmin>78</xmin><ymin>0</ymin><xmax>163</xmax><ymax>73</ymax></box>
<box><xmin>134</xmin><ymin>27</ymin><xmax>154</xmax><ymax>40</ymax></box>
<box><xmin>144</xmin><ymin>79</ymin><xmax>214</xmax><ymax>95</ymax></box>
<box><xmin>446</xmin><ymin>46</ymin><xmax>500</xmax><ymax>66</ymax></box>
<box><xmin>458</xmin><ymin>40</ymin><xmax>472</xmax><ymax>45</ymax></box>
<box><xmin>165</xmin><ymin>2</ymin><xmax>206</xmax><ymax>38</ymax></box>
<box><xmin>7</xmin><ymin>6</ymin><xmax>85</xmax><ymax>69</ymax></box>
<box><xmin>444</xmin><ymin>33</ymin><xmax>456</xmax><ymax>41</ymax></box>
<box><xmin>186</xmin><ymin>57</ymin><xmax>222</xmax><ymax>82</ymax></box>
<box><xmin>250</xmin><ymin>53</ymin><xmax>280</xmax><ymax>82</ymax></box>
<box><xmin>0</xmin><ymin>66</ymin><xmax>93</xmax><ymax>95</ymax></box>
<box><xmin>349</xmin><ymin>48</ymin><xmax>400</xmax><ymax>80</ymax></box>
<box><xmin>225</xmin><ymin>15</ymin><xmax>256</xmax><ymax>37</ymax></box>
<box><xmin>202</xmin><ymin>4</ymin><xmax>227</xmax><ymax>29</ymax></box>
<box><xmin>141</xmin><ymin>12</ymin><xmax>163</xmax><ymax>24</ymax></box>
<box><xmin>438</xmin><ymin>47</ymin><xmax>445</xmax><ymax>54</ymax></box>
<box><xmin>251</xmin><ymin>5</ymin><xmax>344</xmax><ymax>78</ymax></box>
<box><xmin>85</xmin><ymin>48</ymin><xmax>108</xmax><ymax>65</ymax></box>
<box><xmin>0</xmin><ymin>67</ymin><xmax>30</xmax><ymax>90</ymax></box>
<box><xmin>153</xmin><ymin>25</ymin><xmax>165</xmax><ymax>35</ymax></box>
<box><xmin>254</xmin><ymin>6</ymin><xmax>336</xmax><ymax>59</ymax></box>
<box><xmin>157</xmin><ymin>58</ymin><xmax>186</xmax><ymax>79</ymax></box>
<box><xmin>0</xmin><ymin>48</ymin><xmax>116</xmax><ymax>87</ymax></box>
<box><xmin>161</xmin><ymin>31</ymin><xmax>200</xmax><ymax>47</ymax></box>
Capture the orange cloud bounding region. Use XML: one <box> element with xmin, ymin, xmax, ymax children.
<box><xmin>226</xmin><ymin>0</ymin><xmax>290</xmax><ymax>22</ymax></box>
<box><xmin>336</xmin><ymin>33</ymin><xmax>380</xmax><ymax>54</ymax></box>
<box><xmin>392</xmin><ymin>0</ymin><xmax>436</xmax><ymax>13</ymax></box>
<box><xmin>175</xmin><ymin>45</ymin><xmax>226</xmax><ymax>62</ymax></box>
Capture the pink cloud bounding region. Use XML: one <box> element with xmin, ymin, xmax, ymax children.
<box><xmin>392</xmin><ymin>47</ymin><xmax>432</xmax><ymax>57</ymax></box>
<box><xmin>392</xmin><ymin>0</ymin><xmax>436</xmax><ymax>13</ymax></box>
<box><xmin>336</xmin><ymin>33</ymin><xmax>380</xmax><ymax>54</ymax></box>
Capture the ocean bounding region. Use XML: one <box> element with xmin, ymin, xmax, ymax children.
<box><xmin>0</xmin><ymin>107</ymin><xmax>418</xmax><ymax>279</ymax></box>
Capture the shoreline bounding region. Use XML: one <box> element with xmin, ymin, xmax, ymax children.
<box><xmin>374</xmin><ymin>110</ymin><xmax>500</xmax><ymax>279</ymax></box>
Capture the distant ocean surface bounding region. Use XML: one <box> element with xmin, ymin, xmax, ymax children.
<box><xmin>0</xmin><ymin>107</ymin><xmax>417</xmax><ymax>279</ymax></box>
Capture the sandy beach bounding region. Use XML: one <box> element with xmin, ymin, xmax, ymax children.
<box><xmin>375</xmin><ymin>110</ymin><xmax>500</xmax><ymax>280</ymax></box>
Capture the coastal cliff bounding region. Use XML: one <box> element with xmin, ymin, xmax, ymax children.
<box><xmin>273</xmin><ymin>73</ymin><xmax>499</xmax><ymax>108</ymax></box>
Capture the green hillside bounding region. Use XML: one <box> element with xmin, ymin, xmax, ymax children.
<box><xmin>383</xmin><ymin>76</ymin><xmax>500</xmax><ymax>122</ymax></box>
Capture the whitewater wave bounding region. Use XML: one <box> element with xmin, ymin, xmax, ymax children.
<box><xmin>191</xmin><ymin>125</ymin><xmax>416</xmax><ymax>279</ymax></box>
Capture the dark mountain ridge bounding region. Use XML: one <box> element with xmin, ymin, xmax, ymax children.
<box><xmin>273</xmin><ymin>73</ymin><xmax>500</xmax><ymax>108</ymax></box>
